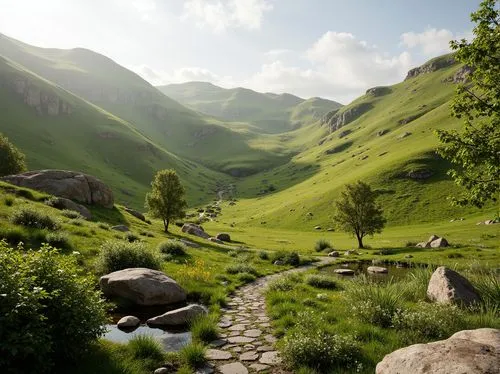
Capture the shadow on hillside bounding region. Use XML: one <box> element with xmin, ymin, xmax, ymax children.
<box><xmin>89</xmin><ymin>206</ymin><xmax>128</xmax><ymax>226</ymax></box>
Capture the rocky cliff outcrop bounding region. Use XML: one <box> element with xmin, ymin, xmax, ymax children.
<box><xmin>321</xmin><ymin>103</ymin><xmax>372</xmax><ymax>133</ymax></box>
<box><xmin>366</xmin><ymin>86</ymin><xmax>391</xmax><ymax>97</ymax></box>
<box><xmin>405</xmin><ymin>55</ymin><xmax>456</xmax><ymax>80</ymax></box>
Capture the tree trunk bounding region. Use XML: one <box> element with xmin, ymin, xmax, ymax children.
<box><xmin>163</xmin><ymin>218</ymin><xmax>169</xmax><ymax>232</ymax></box>
<box><xmin>356</xmin><ymin>233</ymin><xmax>364</xmax><ymax>249</ymax></box>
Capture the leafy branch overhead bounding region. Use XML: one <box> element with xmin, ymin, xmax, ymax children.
<box><xmin>436</xmin><ymin>0</ymin><xmax>500</xmax><ymax>208</ymax></box>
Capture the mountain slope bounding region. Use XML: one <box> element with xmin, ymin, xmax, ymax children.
<box><xmin>0</xmin><ymin>34</ymin><xmax>295</xmax><ymax>176</ymax></box>
<box><xmin>0</xmin><ymin>54</ymin><xmax>228</xmax><ymax>208</ymax></box>
<box><xmin>157</xmin><ymin>82</ymin><xmax>342</xmax><ymax>133</ymax></box>
<box><xmin>201</xmin><ymin>54</ymin><xmax>494</xmax><ymax>229</ymax></box>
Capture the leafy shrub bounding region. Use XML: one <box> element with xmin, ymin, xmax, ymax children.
<box><xmin>71</xmin><ymin>219</ymin><xmax>85</xmax><ymax>227</ymax></box>
<box><xmin>258</xmin><ymin>250</ymin><xmax>269</xmax><ymax>260</ymax></box>
<box><xmin>282</xmin><ymin>312</ymin><xmax>361</xmax><ymax>372</ymax></box>
<box><xmin>0</xmin><ymin>242</ymin><xmax>107</xmax><ymax>372</ymax></box>
<box><xmin>392</xmin><ymin>302</ymin><xmax>466</xmax><ymax>342</ymax></box>
<box><xmin>226</xmin><ymin>263</ymin><xmax>258</xmax><ymax>275</ymax></box>
<box><xmin>238</xmin><ymin>272</ymin><xmax>257</xmax><ymax>283</ymax></box>
<box><xmin>3</xmin><ymin>196</ymin><xmax>14</xmax><ymax>206</ymax></box>
<box><xmin>45</xmin><ymin>232</ymin><xmax>72</xmax><ymax>251</ymax></box>
<box><xmin>10</xmin><ymin>207</ymin><xmax>60</xmax><ymax>230</ymax></box>
<box><xmin>0</xmin><ymin>227</ymin><xmax>27</xmax><ymax>246</ymax></box>
<box><xmin>0</xmin><ymin>132</ymin><xmax>26</xmax><ymax>176</ymax></box>
<box><xmin>61</xmin><ymin>209</ymin><xmax>83</xmax><ymax>219</ymax></box>
<box><xmin>96</xmin><ymin>240</ymin><xmax>162</xmax><ymax>274</ymax></box>
<box><xmin>158</xmin><ymin>240</ymin><xmax>187</xmax><ymax>256</ymax></box>
<box><xmin>267</xmin><ymin>273</ymin><xmax>300</xmax><ymax>292</ymax></box>
<box><xmin>272</xmin><ymin>250</ymin><xmax>300</xmax><ymax>266</ymax></box>
<box><xmin>306</xmin><ymin>274</ymin><xmax>337</xmax><ymax>290</ymax></box>
<box><xmin>180</xmin><ymin>342</ymin><xmax>206</xmax><ymax>369</ymax></box>
<box><xmin>314</xmin><ymin>239</ymin><xmax>332</xmax><ymax>252</ymax></box>
<box><xmin>349</xmin><ymin>281</ymin><xmax>403</xmax><ymax>327</ymax></box>
<box><xmin>190</xmin><ymin>315</ymin><xmax>219</xmax><ymax>343</ymax></box>
<box><xmin>228</xmin><ymin>250</ymin><xmax>238</xmax><ymax>257</ymax></box>
<box><xmin>125</xmin><ymin>232</ymin><xmax>140</xmax><ymax>243</ymax></box>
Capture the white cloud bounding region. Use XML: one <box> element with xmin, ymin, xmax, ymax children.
<box><xmin>400</xmin><ymin>28</ymin><xmax>464</xmax><ymax>56</ymax></box>
<box><xmin>182</xmin><ymin>0</ymin><xmax>273</xmax><ymax>32</ymax></box>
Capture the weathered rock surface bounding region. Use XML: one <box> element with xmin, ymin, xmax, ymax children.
<box><xmin>366</xmin><ymin>86</ymin><xmax>391</xmax><ymax>96</ymax></box>
<box><xmin>182</xmin><ymin>223</ymin><xmax>210</xmax><ymax>239</ymax></box>
<box><xmin>46</xmin><ymin>196</ymin><xmax>92</xmax><ymax>219</ymax></box>
<box><xmin>117</xmin><ymin>315</ymin><xmax>140</xmax><ymax>329</ymax></box>
<box><xmin>376</xmin><ymin>328</ymin><xmax>500</xmax><ymax>374</ymax></box>
<box><xmin>206</xmin><ymin>349</ymin><xmax>232</xmax><ymax>360</ymax></box>
<box><xmin>219</xmin><ymin>362</ymin><xmax>248</xmax><ymax>374</ymax></box>
<box><xmin>216</xmin><ymin>233</ymin><xmax>231</xmax><ymax>242</ymax></box>
<box><xmin>416</xmin><ymin>235</ymin><xmax>449</xmax><ymax>248</ymax></box>
<box><xmin>321</xmin><ymin>103</ymin><xmax>372</xmax><ymax>133</ymax></box>
<box><xmin>2</xmin><ymin>170</ymin><xmax>114</xmax><ymax>208</ymax></box>
<box><xmin>328</xmin><ymin>251</ymin><xmax>339</xmax><ymax>257</ymax></box>
<box><xmin>407</xmin><ymin>169</ymin><xmax>434</xmax><ymax>180</ymax></box>
<box><xmin>334</xmin><ymin>269</ymin><xmax>355</xmax><ymax>275</ymax></box>
<box><xmin>124</xmin><ymin>207</ymin><xmax>145</xmax><ymax>221</ymax></box>
<box><xmin>147</xmin><ymin>304</ymin><xmax>207</xmax><ymax>327</ymax></box>
<box><xmin>405</xmin><ymin>55</ymin><xmax>456</xmax><ymax>80</ymax></box>
<box><xmin>367</xmin><ymin>266</ymin><xmax>388</xmax><ymax>274</ymax></box>
<box><xmin>100</xmin><ymin>268</ymin><xmax>186</xmax><ymax>306</ymax></box>
<box><xmin>427</xmin><ymin>266</ymin><xmax>480</xmax><ymax>305</ymax></box>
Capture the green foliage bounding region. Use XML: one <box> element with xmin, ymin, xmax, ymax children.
<box><xmin>190</xmin><ymin>315</ymin><xmax>219</xmax><ymax>343</ymax></box>
<box><xmin>267</xmin><ymin>273</ymin><xmax>300</xmax><ymax>292</ymax></box>
<box><xmin>61</xmin><ymin>209</ymin><xmax>83</xmax><ymax>219</ymax></box>
<box><xmin>10</xmin><ymin>207</ymin><xmax>60</xmax><ymax>230</ymax></box>
<box><xmin>258</xmin><ymin>250</ymin><xmax>269</xmax><ymax>260</ymax></box>
<box><xmin>127</xmin><ymin>335</ymin><xmax>165</xmax><ymax>362</ymax></box>
<box><xmin>305</xmin><ymin>274</ymin><xmax>337</xmax><ymax>290</ymax></box>
<box><xmin>348</xmin><ymin>281</ymin><xmax>403</xmax><ymax>327</ymax></box>
<box><xmin>0</xmin><ymin>242</ymin><xmax>107</xmax><ymax>373</ymax></box>
<box><xmin>238</xmin><ymin>272</ymin><xmax>257</xmax><ymax>283</ymax></box>
<box><xmin>436</xmin><ymin>0</ymin><xmax>500</xmax><ymax>207</ymax></box>
<box><xmin>158</xmin><ymin>240</ymin><xmax>187</xmax><ymax>256</ymax></box>
<box><xmin>3</xmin><ymin>196</ymin><xmax>14</xmax><ymax>206</ymax></box>
<box><xmin>0</xmin><ymin>132</ymin><xmax>26</xmax><ymax>177</ymax></box>
<box><xmin>271</xmin><ymin>250</ymin><xmax>300</xmax><ymax>266</ymax></box>
<box><xmin>0</xmin><ymin>227</ymin><xmax>27</xmax><ymax>246</ymax></box>
<box><xmin>145</xmin><ymin>169</ymin><xmax>188</xmax><ymax>232</ymax></box>
<box><xmin>225</xmin><ymin>263</ymin><xmax>258</xmax><ymax>275</ymax></box>
<box><xmin>314</xmin><ymin>238</ymin><xmax>332</xmax><ymax>252</ymax></box>
<box><xmin>180</xmin><ymin>342</ymin><xmax>206</xmax><ymax>369</ymax></box>
<box><xmin>392</xmin><ymin>302</ymin><xmax>466</xmax><ymax>342</ymax></box>
<box><xmin>97</xmin><ymin>222</ymin><xmax>111</xmax><ymax>230</ymax></box>
<box><xmin>44</xmin><ymin>232</ymin><xmax>73</xmax><ymax>251</ymax></box>
<box><xmin>125</xmin><ymin>232</ymin><xmax>140</xmax><ymax>243</ymax></box>
<box><xmin>282</xmin><ymin>311</ymin><xmax>362</xmax><ymax>372</ymax></box>
<box><xmin>469</xmin><ymin>270</ymin><xmax>500</xmax><ymax>308</ymax></box>
<box><xmin>333</xmin><ymin>181</ymin><xmax>386</xmax><ymax>248</ymax></box>
<box><xmin>96</xmin><ymin>240</ymin><xmax>162</xmax><ymax>274</ymax></box>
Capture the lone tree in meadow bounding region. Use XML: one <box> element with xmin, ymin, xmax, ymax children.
<box><xmin>436</xmin><ymin>0</ymin><xmax>499</xmax><ymax>208</ymax></box>
<box><xmin>0</xmin><ymin>133</ymin><xmax>26</xmax><ymax>176</ymax></box>
<box><xmin>333</xmin><ymin>181</ymin><xmax>386</xmax><ymax>249</ymax></box>
<box><xmin>145</xmin><ymin>169</ymin><xmax>187</xmax><ymax>232</ymax></box>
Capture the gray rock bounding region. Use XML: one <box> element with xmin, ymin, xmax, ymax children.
<box><xmin>2</xmin><ymin>170</ymin><xmax>114</xmax><ymax>208</ymax></box>
<box><xmin>259</xmin><ymin>351</ymin><xmax>281</xmax><ymax>365</ymax></box>
<box><xmin>117</xmin><ymin>315</ymin><xmax>140</xmax><ymax>328</ymax></box>
<box><xmin>367</xmin><ymin>266</ymin><xmax>388</xmax><ymax>274</ymax></box>
<box><xmin>227</xmin><ymin>336</ymin><xmax>255</xmax><ymax>344</ymax></box>
<box><xmin>216</xmin><ymin>233</ymin><xmax>231</xmax><ymax>242</ymax></box>
<box><xmin>154</xmin><ymin>368</ymin><xmax>169</xmax><ymax>374</ymax></box>
<box><xmin>430</xmin><ymin>237</ymin><xmax>449</xmax><ymax>248</ymax></box>
<box><xmin>124</xmin><ymin>207</ymin><xmax>145</xmax><ymax>221</ymax></box>
<box><xmin>46</xmin><ymin>197</ymin><xmax>92</xmax><ymax>220</ymax></box>
<box><xmin>205</xmin><ymin>349</ymin><xmax>232</xmax><ymax>360</ymax></box>
<box><xmin>328</xmin><ymin>251</ymin><xmax>340</xmax><ymax>257</ymax></box>
<box><xmin>249</xmin><ymin>364</ymin><xmax>269</xmax><ymax>372</ymax></box>
<box><xmin>376</xmin><ymin>328</ymin><xmax>499</xmax><ymax>374</ymax></box>
<box><xmin>147</xmin><ymin>304</ymin><xmax>207</xmax><ymax>327</ymax></box>
<box><xmin>219</xmin><ymin>362</ymin><xmax>248</xmax><ymax>374</ymax></box>
<box><xmin>182</xmin><ymin>223</ymin><xmax>210</xmax><ymax>239</ymax></box>
<box><xmin>111</xmin><ymin>225</ymin><xmax>130</xmax><ymax>232</ymax></box>
<box><xmin>209</xmin><ymin>237</ymin><xmax>224</xmax><ymax>244</ymax></box>
<box><xmin>427</xmin><ymin>267</ymin><xmax>480</xmax><ymax>305</ymax></box>
<box><xmin>100</xmin><ymin>268</ymin><xmax>186</xmax><ymax>306</ymax></box>
<box><xmin>240</xmin><ymin>351</ymin><xmax>259</xmax><ymax>361</ymax></box>
<box><xmin>334</xmin><ymin>269</ymin><xmax>354</xmax><ymax>275</ymax></box>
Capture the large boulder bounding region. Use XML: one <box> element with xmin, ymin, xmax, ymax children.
<box><xmin>376</xmin><ymin>328</ymin><xmax>500</xmax><ymax>374</ymax></box>
<box><xmin>147</xmin><ymin>304</ymin><xmax>208</xmax><ymax>327</ymax></box>
<box><xmin>427</xmin><ymin>266</ymin><xmax>480</xmax><ymax>305</ymax></box>
<box><xmin>2</xmin><ymin>170</ymin><xmax>114</xmax><ymax>208</ymax></box>
<box><xmin>216</xmin><ymin>233</ymin><xmax>231</xmax><ymax>242</ymax></box>
<box><xmin>100</xmin><ymin>268</ymin><xmax>186</xmax><ymax>306</ymax></box>
<box><xmin>182</xmin><ymin>223</ymin><xmax>210</xmax><ymax>239</ymax></box>
<box><xmin>46</xmin><ymin>196</ymin><xmax>92</xmax><ymax>220</ymax></box>
<box><xmin>415</xmin><ymin>235</ymin><xmax>449</xmax><ymax>248</ymax></box>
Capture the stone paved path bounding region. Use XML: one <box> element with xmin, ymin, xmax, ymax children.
<box><xmin>203</xmin><ymin>258</ymin><xmax>334</xmax><ymax>374</ymax></box>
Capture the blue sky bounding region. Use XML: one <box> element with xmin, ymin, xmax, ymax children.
<box><xmin>0</xmin><ymin>0</ymin><xmax>480</xmax><ymax>102</ymax></box>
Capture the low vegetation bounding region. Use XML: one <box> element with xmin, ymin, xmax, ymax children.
<box><xmin>96</xmin><ymin>240</ymin><xmax>162</xmax><ymax>274</ymax></box>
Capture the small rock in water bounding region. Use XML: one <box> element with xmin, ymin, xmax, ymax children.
<box><xmin>117</xmin><ymin>315</ymin><xmax>140</xmax><ymax>329</ymax></box>
<box><xmin>154</xmin><ymin>368</ymin><xmax>168</xmax><ymax>374</ymax></box>
<box><xmin>334</xmin><ymin>268</ymin><xmax>355</xmax><ymax>275</ymax></box>
<box><xmin>367</xmin><ymin>266</ymin><xmax>388</xmax><ymax>274</ymax></box>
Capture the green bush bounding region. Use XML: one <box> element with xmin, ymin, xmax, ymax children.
<box><xmin>226</xmin><ymin>263</ymin><xmax>258</xmax><ymax>275</ymax></box>
<box><xmin>190</xmin><ymin>315</ymin><xmax>219</xmax><ymax>343</ymax></box>
<box><xmin>267</xmin><ymin>273</ymin><xmax>300</xmax><ymax>292</ymax></box>
<box><xmin>97</xmin><ymin>222</ymin><xmax>110</xmax><ymax>230</ymax></box>
<box><xmin>180</xmin><ymin>342</ymin><xmax>206</xmax><ymax>369</ymax></box>
<box><xmin>0</xmin><ymin>227</ymin><xmax>27</xmax><ymax>246</ymax></box>
<box><xmin>44</xmin><ymin>232</ymin><xmax>73</xmax><ymax>251</ymax></box>
<box><xmin>3</xmin><ymin>196</ymin><xmax>14</xmax><ymax>206</ymax></box>
<box><xmin>61</xmin><ymin>209</ymin><xmax>83</xmax><ymax>219</ymax></box>
<box><xmin>349</xmin><ymin>281</ymin><xmax>403</xmax><ymax>327</ymax></box>
<box><xmin>128</xmin><ymin>335</ymin><xmax>165</xmax><ymax>361</ymax></box>
<box><xmin>0</xmin><ymin>132</ymin><xmax>26</xmax><ymax>176</ymax></box>
<box><xmin>125</xmin><ymin>232</ymin><xmax>140</xmax><ymax>243</ymax></box>
<box><xmin>314</xmin><ymin>239</ymin><xmax>332</xmax><ymax>252</ymax></box>
<box><xmin>0</xmin><ymin>242</ymin><xmax>108</xmax><ymax>372</ymax></box>
<box><xmin>392</xmin><ymin>302</ymin><xmax>466</xmax><ymax>342</ymax></box>
<box><xmin>96</xmin><ymin>240</ymin><xmax>162</xmax><ymax>274</ymax></box>
<box><xmin>305</xmin><ymin>274</ymin><xmax>337</xmax><ymax>290</ymax></box>
<box><xmin>238</xmin><ymin>272</ymin><xmax>257</xmax><ymax>283</ymax></box>
<box><xmin>10</xmin><ymin>207</ymin><xmax>60</xmax><ymax>230</ymax></box>
<box><xmin>469</xmin><ymin>270</ymin><xmax>500</xmax><ymax>309</ymax></box>
<box><xmin>258</xmin><ymin>250</ymin><xmax>269</xmax><ymax>260</ymax></box>
<box><xmin>282</xmin><ymin>312</ymin><xmax>361</xmax><ymax>372</ymax></box>
<box><xmin>158</xmin><ymin>240</ymin><xmax>187</xmax><ymax>256</ymax></box>
<box><xmin>272</xmin><ymin>250</ymin><xmax>300</xmax><ymax>266</ymax></box>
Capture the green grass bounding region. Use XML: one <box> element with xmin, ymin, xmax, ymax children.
<box><xmin>190</xmin><ymin>314</ymin><xmax>219</xmax><ymax>343</ymax></box>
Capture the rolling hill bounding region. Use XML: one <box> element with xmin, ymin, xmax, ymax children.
<box><xmin>157</xmin><ymin>82</ymin><xmax>342</xmax><ymax>133</ymax></box>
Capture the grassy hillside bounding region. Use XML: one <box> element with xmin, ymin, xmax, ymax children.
<box><xmin>0</xmin><ymin>55</ymin><xmax>228</xmax><ymax>208</ymax></box>
<box><xmin>198</xmin><ymin>55</ymin><xmax>497</xmax><ymax>233</ymax></box>
<box><xmin>0</xmin><ymin>34</ymin><xmax>297</xmax><ymax>176</ymax></box>
<box><xmin>158</xmin><ymin>82</ymin><xmax>342</xmax><ymax>133</ymax></box>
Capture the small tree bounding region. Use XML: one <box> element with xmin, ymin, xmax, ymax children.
<box><xmin>333</xmin><ymin>181</ymin><xmax>386</xmax><ymax>249</ymax></box>
<box><xmin>145</xmin><ymin>169</ymin><xmax>187</xmax><ymax>232</ymax></box>
<box><xmin>436</xmin><ymin>0</ymin><xmax>499</xmax><ymax>207</ymax></box>
<box><xmin>0</xmin><ymin>133</ymin><xmax>26</xmax><ymax>176</ymax></box>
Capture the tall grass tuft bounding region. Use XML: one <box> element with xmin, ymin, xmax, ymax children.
<box><xmin>10</xmin><ymin>207</ymin><xmax>60</xmax><ymax>230</ymax></box>
<box><xmin>96</xmin><ymin>240</ymin><xmax>162</xmax><ymax>274</ymax></box>
<box><xmin>314</xmin><ymin>239</ymin><xmax>332</xmax><ymax>252</ymax></box>
<box><xmin>180</xmin><ymin>342</ymin><xmax>206</xmax><ymax>369</ymax></box>
<box><xmin>305</xmin><ymin>274</ymin><xmax>337</xmax><ymax>290</ymax></box>
<box><xmin>128</xmin><ymin>335</ymin><xmax>165</xmax><ymax>362</ymax></box>
<box><xmin>158</xmin><ymin>240</ymin><xmax>187</xmax><ymax>256</ymax></box>
<box><xmin>190</xmin><ymin>315</ymin><xmax>219</xmax><ymax>343</ymax></box>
